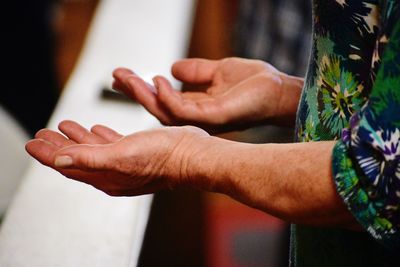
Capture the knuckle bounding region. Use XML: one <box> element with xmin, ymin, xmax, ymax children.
<box><xmin>81</xmin><ymin>153</ymin><xmax>97</xmax><ymax>169</ymax></box>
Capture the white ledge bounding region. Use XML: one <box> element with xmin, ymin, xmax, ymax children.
<box><xmin>0</xmin><ymin>1</ymin><xmax>195</xmax><ymax>266</ymax></box>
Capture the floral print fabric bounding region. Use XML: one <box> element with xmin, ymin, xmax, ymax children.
<box><xmin>294</xmin><ymin>0</ymin><xmax>400</xmax><ymax>265</ymax></box>
<box><xmin>332</xmin><ymin>15</ymin><xmax>400</xmax><ymax>247</ymax></box>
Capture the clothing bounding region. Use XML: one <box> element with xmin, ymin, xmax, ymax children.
<box><xmin>294</xmin><ymin>0</ymin><xmax>400</xmax><ymax>266</ymax></box>
<box><xmin>235</xmin><ymin>0</ymin><xmax>312</xmax><ymax>76</ymax></box>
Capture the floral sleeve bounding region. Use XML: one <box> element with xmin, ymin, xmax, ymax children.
<box><xmin>332</xmin><ymin>16</ymin><xmax>400</xmax><ymax>249</ymax></box>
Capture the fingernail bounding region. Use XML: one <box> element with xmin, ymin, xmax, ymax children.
<box><xmin>55</xmin><ymin>155</ymin><xmax>73</xmax><ymax>168</ymax></box>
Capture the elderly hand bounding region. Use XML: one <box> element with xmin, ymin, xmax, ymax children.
<box><xmin>112</xmin><ymin>57</ymin><xmax>303</xmax><ymax>134</ymax></box>
<box><xmin>25</xmin><ymin>120</ymin><xmax>210</xmax><ymax>196</ymax></box>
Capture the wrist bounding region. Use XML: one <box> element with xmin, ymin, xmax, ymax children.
<box><xmin>269</xmin><ymin>73</ymin><xmax>303</xmax><ymax>127</ymax></box>
<box><xmin>183</xmin><ymin>137</ymin><xmax>275</xmax><ymax>210</ymax></box>
<box><xmin>162</xmin><ymin>126</ymin><xmax>218</xmax><ymax>189</ymax></box>
<box><xmin>182</xmin><ymin>135</ymin><xmax>235</xmax><ymax>192</ymax></box>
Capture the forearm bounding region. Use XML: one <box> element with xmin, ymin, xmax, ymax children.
<box><xmin>186</xmin><ymin>137</ymin><xmax>359</xmax><ymax>229</ymax></box>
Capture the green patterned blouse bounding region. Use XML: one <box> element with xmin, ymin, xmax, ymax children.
<box><xmin>293</xmin><ymin>0</ymin><xmax>400</xmax><ymax>266</ymax></box>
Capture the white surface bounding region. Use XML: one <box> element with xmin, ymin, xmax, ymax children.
<box><xmin>0</xmin><ymin>107</ymin><xmax>29</xmax><ymax>216</ymax></box>
<box><xmin>0</xmin><ymin>0</ymin><xmax>195</xmax><ymax>266</ymax></box>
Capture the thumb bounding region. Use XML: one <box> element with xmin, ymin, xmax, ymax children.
<box><xmin>54</xmin><ymin>144</ymin><xmax>116</xmax><ymax>171</ymax></box>
<box><xmin>171</xmin><ymin>58</ymin><xmax>218</xmax><ymax>84</ymax></box>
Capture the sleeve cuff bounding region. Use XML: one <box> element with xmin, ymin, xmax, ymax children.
<box><xmin>332</xmin><ymin>140</ymin><xmax>400</xmax><ymax>249</ymax></box>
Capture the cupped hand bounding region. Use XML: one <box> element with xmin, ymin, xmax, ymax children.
<box><xmin>112</xmin><ymin>57</ymin><xmax>303</xmax><ymax>134</ymax></box>
<box><xmin>25</xmin><ymin>120</ymin><xmax>210</xmax><ymax>196</ymax></box>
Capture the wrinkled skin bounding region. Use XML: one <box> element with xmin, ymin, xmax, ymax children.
<box><xmin>26</xmin><ymin>57</ymin><xmax>302</xmax><ymax>196</ymax></box>
<box><xmin>26</xmin><ymin>121</ymin><xmax>210</xmax><ymax>196</ymax></box>
<box><xmin>112</xmin><ymin>58</ymin><xmax>300</xmax><ymax>133</ymax></box>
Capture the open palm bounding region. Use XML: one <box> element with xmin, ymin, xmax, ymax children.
<box><xmin>112</xmin><ymin>58</ymin><xmax>302</xmax><ymax>133</ymax></box>
<box><xmin>26</xmin><ymin>120</ymin><xmax>209</xmax><ymax>196</ymax></box>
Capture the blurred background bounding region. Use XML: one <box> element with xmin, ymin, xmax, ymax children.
<box><xmin>0</xmin><ymin>0</ymin><xmax>99</xmax><ymax>235</ymax></box>
<box><xmin>1</xmin><ymin>0</ymin><xmax>311</xmax><ymax>266</ymax></box>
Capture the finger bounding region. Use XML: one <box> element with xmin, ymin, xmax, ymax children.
<box><xmin>112</xmin><ymin>68</ymin><xmax>138</xmax><ymax>97</ymax></box>
<box><xmin>35</xmin><ymin>129</ymin><xmax>76</xmax><ymax>148</ymax></box>
<box><xmin>113</xmin><ymin>68</ymin><xmax>182</xmax><ymax>125</ymax></box>
<box><xmin>25</xmin><ymin>139</ymin><xmax>58</xmax><ymax>166</ymax></box>
<box><xmin>112</xmin><ymin>79</ymin><xmax>131</xmax><ymax>96</ymax></box>
<box><xmin>171</xmin><ymin>58</ymin><xmax>219</xmax><ymax>84</ymax></box>
<box><xmin>58</xmin><ymin>120</ymin><xmax>108</xmax><ymax>144</ymax></box>
<box><xmin>53</xmin><ymin>143</ymin><xmax>117</xmax><ymax>171</ymax></box>
<box><xmin>155</xmin><ymin>76</ymin><xmax>225</xmax><ymax>125</ymax></box>
<box><xmin>26</xmin><ymin>138</ymin><xmax>125</xmax><ymax>192</ymax></box>
<box><xmin>113</xmin><ymin>68</ymin><xmax>157</xmax><ymax>94</ymax></box>
<box><xmin>26</xmin><ymin>139</ymin><xmax>99</xmax><ymax>179</ymax></box>
<box><xmin>90</xmin><ymin>124</ymin><xmax>123</xmax><ymax>142</ymax></box>
<box><xmin>25</xmin><ymin>140</ymin><xmax>99</xmax><ymax>178</ymax></box>
<box><xmin>114</xmin><ymin>70</ymin><xmax>174</xmax><ymax>124</ymax></box>
<box><xmin>112</xmin><ymin>67</ymin><xmax>135</xmax><ymax>78</ymax></box>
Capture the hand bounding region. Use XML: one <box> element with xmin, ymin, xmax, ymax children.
<box><xmin>25</xmin><ymin>120</ymin><xmax>210</xmax><ymax>196</ymax></box>
<box><xmin>25</xmin><ymin>122</ymin><xmax>361</xmax><ymax>229</ymax></box>
<box><xmin>112</xmin><ymin>57</ymin><xmax>303</xmax><ymax>134</ymax></box>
